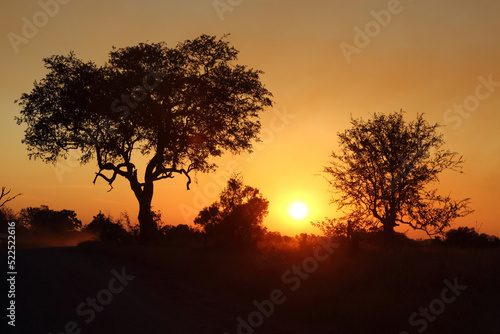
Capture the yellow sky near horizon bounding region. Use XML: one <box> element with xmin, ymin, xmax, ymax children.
<box><xmin>1</xmin><ymin>0</ymin><xmax>499</xmax><ymax>238</ymax></box>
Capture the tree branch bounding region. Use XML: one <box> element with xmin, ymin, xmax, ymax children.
<box><xmin>0</xmin><ymin>186</ymin><xmax>22</xmax><ymax>208</ymax></box>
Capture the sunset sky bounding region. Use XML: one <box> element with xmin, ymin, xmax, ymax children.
<box><xmin>1</xmin><ymin>0</ymin><xmax>499</xmax><ymax>238</ymax></box>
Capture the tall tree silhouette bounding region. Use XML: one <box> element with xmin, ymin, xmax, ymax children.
<box><xmin>313</xmin><ymin>111</ymin><xmax>472</xmax><ymax>244</ymax></box>
<box><xmin>16</xmin><ymin>35</ymin><xmax>273</xmax><ymax>242</ymax></box>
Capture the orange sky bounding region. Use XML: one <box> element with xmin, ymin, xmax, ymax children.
<box><xmin>1</xmin><ymin>0</ymin><xmax>499</xmax><ymax>238</ymax></box>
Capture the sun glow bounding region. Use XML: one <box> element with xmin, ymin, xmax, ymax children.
<box><xmin>289</xmin><ymin>202</ymin><xmax>308</xmax><ymax>220</ymax></box>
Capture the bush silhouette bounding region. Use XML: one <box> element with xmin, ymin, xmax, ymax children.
<box><xmin>20</xmin><ymin>205</ymin><xmax>81</xmax><ymax>233</ymax></box>
<box><xmin>445</xmin><ymin>226</ymin><xmax>500</xmax><ymax>248</ymax></box>
<box><xmin>159</xmin><ymin>224</ymin><xmax>201</xmax><ymax>244</ymax></box>
<box><xmin>85</xmin><ymin>212</ymin><xmax>130</xmax><ymax>243</ymax></box>
<box><xmin>195</xmin><ymin>175</ymin><xmax>268</xmax><ymax>249</ymax></box>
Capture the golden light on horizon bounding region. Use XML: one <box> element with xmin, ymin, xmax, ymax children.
<box><xmin>289</xmin><ymin>201</ymin><xmax>308</xmax><ymax>220</ymax></box>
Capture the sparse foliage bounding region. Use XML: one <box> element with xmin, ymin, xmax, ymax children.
<box><xmin>313</xmin><ymin>111</ymin><xmax>473</xmax><ymax>244</ymax></box>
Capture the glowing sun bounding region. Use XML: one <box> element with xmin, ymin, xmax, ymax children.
<box><xmin>289</xmin><ymin>202</ymin><xmax>308</xmax><ymax>220</ymax></box>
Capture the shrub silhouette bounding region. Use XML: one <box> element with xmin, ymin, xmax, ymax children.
<box><xmin>195</xmin><ymin>175</ymin><xmax>268</xmax><ymax>249</ymax></box>
<box><xmin>0</xmin><ymin>207</ymin><xmax>18</xmax><ymax>229</ymax></box>
<box><xmin>85</xmin><ymin>212</ymin><xmax>130</xmax><ymax>243</ymax></box>
<box><xmin>20</xmin><ymin>205</ymin><xmax>82</xmax><ymax>233</ymax></box>
<box><xmin>445</xmin><ymin>226</ymin><xmax>500</xmax><ymax>248</ymax></box>
<box><xmin>159</xmin><ymin>224</ymin><xmax>201</xmax><ymax>244</ymax></box>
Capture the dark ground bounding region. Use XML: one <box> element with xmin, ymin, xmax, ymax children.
<box><xmin>9</xmin><ymin>246</ymin><xmax>319</xmax><ymax>334</ymax></box>
<box><xmin>4</xmin><ymin>243</ymin><xmax>500</xmax><ymax>334</ymax></box>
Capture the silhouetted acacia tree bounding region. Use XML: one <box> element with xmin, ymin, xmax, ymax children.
<box><xmin>16</xmin><ymin>35</ymin><xmax>273</xmax><ymax>242</ymax></box>
<box><xmin>20</xmin><ymin>205</ymin><xmax>82</xmax><ymax>233</ymax></box>
<box><xmin>194</xmin><ymin>175</ymin><xmax>268</xmax><ymax>249</ymax></box>
<box><xmin>313</xmin><ymin>111</ymin><xmax>472</xmax><ymax>245</ymax></box>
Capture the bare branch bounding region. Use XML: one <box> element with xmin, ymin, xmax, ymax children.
<box><xmin>0</xmin><ymin>186</ymin><xmax>22</xmax><ymax>208</ymax></box>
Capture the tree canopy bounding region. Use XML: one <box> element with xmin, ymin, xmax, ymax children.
<box><xmin>313</xmin><ymin>111</ymin><xmax>473</xmax><ymax>244</ymax></box>
<box><xmin>16</xmin><ymin>34</ymin><xmax>273</xmax><ymax>241</ymax></box>
<box><xmin>20</xmin><ymin>205</ymin><xmax>82</xmax><ymax>233</ymax></box>
<box><xmin>84</xmin><ymin>211</ymin><xmax>130</xmax><ymax>243</ymax></box>
<box><xmin>194</xmin><ymin>175</ymin><xmax>269</xmax><ymax>249</ymax></box>
<box><xmin>444</xmin><ymin>226</ymin><xmax>500</xmax><ymax>248</ymax></box>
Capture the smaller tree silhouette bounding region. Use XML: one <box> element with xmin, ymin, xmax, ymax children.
<box><xmin>85</xmin><ymin>211</ymin><xmax>130</xmax><ymax>243</ymax></box>
<box><xmin>445</xmin><ymin>226</ymin><xmax>500</xmax><ymax>248</ymax></box>
<box><xmin>20</xmin><ymin>205</ymin><xmax>82</xmax><ymax>233</ymax></box>
<box><xmin>194</xmin><ymin>175</ymin><xmax>268</xmax><ymax>249</ymax></box>
<box><xmin>314</xmin><ymin>111</ymin><xmax>473</xmax><ymax>245</ymax></box>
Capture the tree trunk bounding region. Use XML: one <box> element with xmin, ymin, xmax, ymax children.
<box><xmin>383</xmin><ymin>219</ymin><xmax>395</xmax><ymax>247</ymax></box>
<box><xmin>347</xmin><ymin>220</ymin><xmax>359</xmax><ymax>256</ymax></box>
<box><xmin>135</xmin><ymin>182</ymin><xmax>157</xmax><ymax>243</ymax></box>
